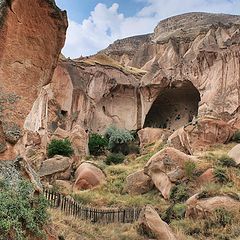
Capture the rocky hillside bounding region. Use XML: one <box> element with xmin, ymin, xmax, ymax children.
<box><xmin>0</xmin><ymin>2</ymin><xmax>240</xmax><ymax>239</ymax></box>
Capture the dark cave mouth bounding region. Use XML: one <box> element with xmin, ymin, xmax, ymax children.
<box><xmin>144</xmin><ymin>81</ymin><xmax>201</xmax><ymax>131</ymax></box>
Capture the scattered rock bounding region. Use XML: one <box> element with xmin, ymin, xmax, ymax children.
<box><xmin>186</xmin><ymin>194</ymin><xmax>240</xmax><ymax>218</ymax></box>
<box><xmin>138</xmin><ymin>205</ymin><xmax>177</xmax><ymax>240</ymax></box>
<box><xmin>197</xmin><ymin>168</ymin><xmax>215</xmax><ymax>185</ymax></box>
<box><xmin>168</xmin><ymin>117</ymin><xmax>235</xmax><ymax>154</ymax></box>
<box><xmin>124</xmin><ymin>170</ymin><xmax>154</xmax><ymax>195</ymax></box>
<box><xmin>144</xmin><ymin>147</ymin><xmax>197</xmax><ymax>199</ymax></box>
<box><xmin>38</xmin><ymin>155</ymin><xmax>72</xmax><ymax>179</ymax></box>
<box><xmin>228</xmin><ymin>144</ymin><xmax>240</xmax><ymax>165</ymax></box>
<box><xmin>73</xmin><ymin>162</ymin><xmax>106</xmax><ymax>191</ymax></box>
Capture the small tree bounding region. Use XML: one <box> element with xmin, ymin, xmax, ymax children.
<box><xmin>47</xmin><ymin>139</ymin><xmax>74</xmax><ymax>158</ymax></box>
<box><xmin>105</xmin><ymin>126</ymin><xmax>134</xmax><ymax>155</ymax></box>
<box><xmin>88</xmin><ymin>133</ymin><xmax>108</xmax><ymax>156</ymax></box>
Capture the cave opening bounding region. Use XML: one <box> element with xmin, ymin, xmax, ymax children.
<box><xmin>144</xmin><ymin>81</ymin><xmax>201</xmax><ymax>131</ymax></box>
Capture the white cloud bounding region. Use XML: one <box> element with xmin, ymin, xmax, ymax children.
<box><xmin>62</xmin><ymin>0</ymin><xmax>240</xmax><ymax>58</ymax></box>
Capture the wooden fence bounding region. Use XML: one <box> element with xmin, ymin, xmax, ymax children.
<box><xmin>43</xmin><ymin>188</ymin><xmax>141</xmax><ymax>224</ymax></box>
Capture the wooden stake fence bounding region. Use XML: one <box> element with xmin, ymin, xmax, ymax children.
<box><xmin>43</xmin><ymin>188</ymin><xmax>141</xmax><ymax>224</ymax></box>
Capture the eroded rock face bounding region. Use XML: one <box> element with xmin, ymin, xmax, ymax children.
<box><xmin>0</xmin><ymin>0</ymin><xmax>67</xmax><ymax>127</ymax></box>
<box><xmin>73</xmin><ymin>162</ymin><xmax>106</xmax><ymax>190</ymax></box>
<box><xmin>138</xmin><ymin>205</ymin><xmax>177</xmax><ymax>240</ymax></box>
<box><xmin>186</xmin><ymin>194</ymin><xmax>240</xmax><ymax>218</ymax></box>
<box><xmin>124</xmin><ymin>170</ymin><xmax>154</xmax><ymax>195</ymax></box>
<box><xmin>26</xmin><ymin>13</ymin><xmax>240</xmax><ymax>135</ymax></box>
<box><xmin>144</xmin><ymin>147</ymin><xmax>197</xmax><ymax>199</ymax></box>
<box><xmin>168</xmin><ymin>117</ymin><xmax>235</xmax><ymax>154</ymax></box>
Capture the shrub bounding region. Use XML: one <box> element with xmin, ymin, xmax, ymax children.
<box><xmin>214</xmin><ymin>208</ymin><xmax>233</xmax><ymax>227</ymax></box>
<box><xmin>232</xmin><ymin>130</ymin><xmax>240</xmax><ymax>143</ymax></box>
<box><xmin>47</xmin><ymin>139</ymin><xmax>74</xmax><ymax>158</ymax></box>
<box><xmin>105</xmin><ymin>153</ymin><xmax>125</xmax><ymax>165</ymax></box>
<box><xmin>162</xmin><ymin>203</ymin><xmax>186</xmax><ymax>223</ymax></box>
<box><xmin>217</xmin><ymin>155</ymin><xmax>236</xmax><ymax>167</ymax></box>
<box><xmin>183</xmin><ymin>161</ymin><xmax>197</xmax><ymax>179</ymax></box>
<box><xmin>105</xmin><ymin>126</ymin><xmax>134</xmax><ymax>155</ymax></box>
<box><xmin>88</xmin><ymin>133</ymin><xmax>108</xmax><ymax>156</ymax></box>
<box><xmin>170</xmin><ymin>184</ymin><xmax>189</xmax><ymax>203</ymax></box>
<box><xmin>214</xmin><ymin>167</ymin><xmax>229</xmax><ymax>184</ymax></box>
<box><xmin>0</xmin><ymin>180</ymin><xmax>49</xmax><ymax>240</ymax></box>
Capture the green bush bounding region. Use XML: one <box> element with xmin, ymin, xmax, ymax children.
<box><xmin>214</xmin><ymin>167</ymin><xmax>229</xmax><ymax>184</ymax></box>
<box><xmin>105</xmin><ymin>153</ymin><xmax>125</xmax><ymax>165</ymax></box>
<box><xmin>217</xmin><ymin>155</ymin><xmax>236</xmax><ymax>167</ymax></box>
<box><xmin>232</xmin><ymin>130</ymin><xmax>240</xmax><ymax>143</ymax></box>
<box><xmin>162</xmin><ymin>203</ymin><xmax>186</xmax><ymax>223</ymax></box>
<box><xmin>105</xmin><ymin>126</ymin><xmax>134</xmax><ymax>155</ymax></box>
<box><xmin>47</xmin><ymin>139</ymin><xmax>74</xmax><ymax>158</ymax></box>
<box><xmin>184</xmin><ymin>161</ymin><xmax>197</xmax><ymax>179</ymax></box>
<box><xmin>88</xmin><ymin>133</ymin><xmax>108</xmax><ymax>156</ymax></box>
<box><xmin>0</xmin><ymin>180</ymin><xmax>49</xmax><ymax>240</ymax></box>
<box><xmin>170</xmin><ymin>184</ymin><xmax>189</xmax><ymax>203</ymax></box>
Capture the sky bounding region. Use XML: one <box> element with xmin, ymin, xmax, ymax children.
<box><xmin>55</xmin><ymin>0</ymin><xmax>240</xmax><ymax>58</ymax></box>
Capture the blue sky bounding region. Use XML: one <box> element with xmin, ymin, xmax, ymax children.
<box><xmin>55</xmin><ymin>0</ymin><xmax>240</xmax><ymax>58</ymax></box>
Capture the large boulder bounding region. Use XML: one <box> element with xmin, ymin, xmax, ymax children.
<box><xmin>228</xmin><ymin>144</ymin><xmax>240</xmax><ymax>165</ymax></box>
<box><xmin>186</xmin><ymin>193</ymin><xmax>240</xmax><ymax>218</ymax></box>
<box><xmin>124</xmin><ymin>170</ymin><xmax>154</xmax><ymax>195</ymax></box>
<box><xmin>38</xmin><ymin>155</ymin><xmax>72</xmax><ymax>180</ymax></box>
<box><xmin>73</xmin><ymin>162</ymin><xmax>106</xmax><ymax>190</ymax></box>
<box><xmin>138</xmin><ymin>205</ymin><xmax>177</xmax><ymax>240</ymax></box>
<box><xmin>168</xmin><ymin>117</ymin><xmax>235</xmax><ymax>154</ymax></box>
<box><xmin>138</xmin><ymin>128</ymin><xmax>171</xmax><ymax>149</ymax></box>
<box><xmin>144</xmin><ymin>147</ymin><xmax>197</xmax><ymax>199</ymax></box>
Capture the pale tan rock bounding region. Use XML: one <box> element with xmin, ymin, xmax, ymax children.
<box><xmin>39</xmin><ymin>155</ymin><xmax>72</xmax><ymax>178</ymax></box>
<box><xmin>168</xmin><ymin>117</ymin><xmax>235</xmax><ymax>154</ymax></box>
<box><xmin>124</xmin><ymin>170</ymin><xmax>154</xmax><ymax>195</ymax></box>
<box><xmin>144</xmin><ymin>147</ymin><xmax>197</xmax><ymax>199</ymax></box>
<box><xmin>138</xmin><ymin>205</ymin><xmax>177</xmax><ymax>240</ymax></box>
<box><xmin>186</xmin><ymin>194</ymin><xmax>240</xmax><ymax>218</ymax></box>
<box><xmin>228</xmin><ymin>144</ymin><xmax>240</xmax><ymax>165</ymax></box>
<box><xmin>73</xmin><ymin>162</ymin><xmax>106</xmax><ymax>190</ymax></box>
<box><xmin>138</xmin><ymin>128</ymin><xmax>171</xmax><ymax>149</ymax></box>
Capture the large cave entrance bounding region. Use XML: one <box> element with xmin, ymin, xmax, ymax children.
<box><xmin>144</xmin><ymin>81</ymin><xmax>201</xmax><ymax>131</ymax></box>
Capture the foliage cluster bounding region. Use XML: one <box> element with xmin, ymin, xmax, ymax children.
<box><xmin>47</xmin><ymin>139</ymin><xmax>74</xmax><ymax>158</ymax></box>
<box><xmin>0</xmin><ymin>180</ymin><xmax>49</xmax><ymax>240</ymax></box>
<box><xmin>105</xmin><ymin>153</ymin><xmax>125</xmax><ymax>165</ymax></box>
<box><xmin>88</xmin><ymin>133</ymin><xmax>108</xmax><ymax>156</ymax></box>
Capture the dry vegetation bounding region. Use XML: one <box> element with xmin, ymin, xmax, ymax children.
<box><xmin>76</xmin><ymin>54</ymin><xmax>147</xmax><ymax>76</ymax></box>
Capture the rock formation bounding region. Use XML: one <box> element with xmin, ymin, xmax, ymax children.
<box><xmin>144</xmin><ymin>147</ymin><xmax>197</xmax><ymax>199</ymax></box>
<box><xmin>25</xmin><ymin>12</ymin><xmax>240</xmax><ymax>137</ymax></box>
<box><xmin>138</xmin><ymin>205</ymin><xmax>177</xmax><ymax>240</ymax></box>
<box><xmin>0</xmin><ymin>0</ymin><xmax>67</xmax><ymax>159</ymax></box>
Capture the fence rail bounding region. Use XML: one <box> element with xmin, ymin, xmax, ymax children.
<box><xmin>43</xmin><ymin>188</ymin><xmax>141</xmax><ymax>224</ymax></box>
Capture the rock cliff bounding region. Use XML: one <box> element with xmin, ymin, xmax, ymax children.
<box><xmin>0</xmin><ymin>0</ymin><xmax>67</xmax><ymax>159</ymax></box>
<box><xmin>28</xmin><ymin>12</ymin><xmax>240</xmax><ymax>135</ymax></box>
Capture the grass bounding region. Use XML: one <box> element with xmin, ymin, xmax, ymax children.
<box><xmin>50</xmin><ymin>209</ymin><xmax>144</xmax><ymax>240</ymax></box>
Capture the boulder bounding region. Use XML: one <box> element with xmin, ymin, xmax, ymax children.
<box><xmin>73</xmin><ymin>162</ymin><xmax>106</xmax><ymax>190</ymax></box>
<box><xmin>38</xmin><ymin>155</ymin><xmax>72</xmax><ymax>178</ymax></box>
<box><xmin>197</xmin><ymin>168</ymin><xmax>215</xmax><ymax>185</ymax></box>
<box><xmin>168</xmin><ymin>117</ymin><xmax>235</xmax><ymax>154</ymax></box>
<box><xmin>138</xmin><ymin>205</ymin><xmax>177</xmax><ymax>240</ymax></box>
<box><xmin>138</xmin><ymin>128</ymin><xmax>171</xmax><ymax>149</ymax></box>
<box><xmin>186</xmin><ymin>194</ymin><xmax>240</xmax><ymax>218</ymax></box>
<box><xmin>144</xmin><ymin>147</ymin><xmax>197</xmax><ymax>199</ymax></box>
<box><xmin>124</xmin><ymin>170</ymin><xmax>154</xmax><ymax>195</ymax></box>
<box><xmin>228</xmin><ymin>144</ymin><xmax>240</xmax><ymax>165</ymax></box>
